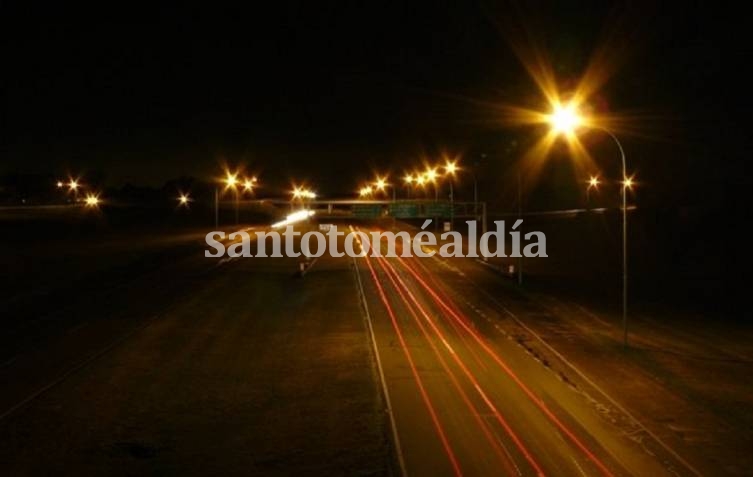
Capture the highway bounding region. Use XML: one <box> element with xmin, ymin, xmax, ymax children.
<box><xmin>353</xmin><ymin>226</ymin><xmax>681</xmax><ymax>476</ymax></box>
<box><xmin>0</xmin><ymin>221</ymin><xmax>694</xmax><ymax>475</ymax></box>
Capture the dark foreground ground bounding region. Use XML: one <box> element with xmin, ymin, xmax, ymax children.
<box><xmin>1</xmin><ymin>207</ymin><xmax>390</xmax><ymax>475</ymax></box>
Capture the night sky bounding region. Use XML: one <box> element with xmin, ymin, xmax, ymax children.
<box><xmin>4</xmin><ymin>2</ymin><xmax>751</xmax><ymax>208</ymax></box>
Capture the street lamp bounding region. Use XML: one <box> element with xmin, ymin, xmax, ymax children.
<box><xmin>443</xmin><ymin>159</ymin><xmax>459</xmax><ymax>229</ymax></box>
<box><xmin>359</xmin><ymin>185</ymin><xmax>373</xmax><ymax>198</ymax></box>
<box><xmin>67</xmin><ymin>178</ymin><xmax>82</xmax><ymax>202</ymax></box>
<box><xmin>547</xmin><ymin>102</ymin><xmax>632</xmax><ymax>347</ymax></box>
<box><xmin>84</xmin><ymin>193</ymin><xmax>100</xmax><ymax>207</ymax></box>
<box><xmin>224</xmin><ymin>172</ymin><xmax>241</xmax><ymax>225</ymax></box>
<box><xmin>243</xmin><ymin>178</ymin><xmax>255</xmax><ymax>192</ymax></box>
<box><xmin>415</xmin><ymin>173</ymin><xmax>427</xmax><ymax>198</ymax></box>
<box><xmin>403</xmin><ymin>174</ymin><xmax>415</xmax><ymax>199</ymax></box>
<box><xmin>424</xmin><ymin>167</ymin><xmax>439</xmax><ymax>201</ymax></box>
<box><xmin>550</xmin><ymin>104</ymin><xmax>581</xmax><ymax>134</ymax></box>
<box><xmin>178</xmin><ymin>193</ymin><xmax>191</xmax><ymax>206</ymax></box>
<box><xmin>374</xmin><ymin>176</ymin><xmax>395</xmax><ymax>202</ymax></box>
<box><xmin>586</xmin><ymin>175</ymin><xmax>600</xmax><ymax>209</ymax></box>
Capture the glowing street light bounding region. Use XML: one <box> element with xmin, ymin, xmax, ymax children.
<box><xmin>68</xmin><ymin>180</ymin><xmax>79</xmax><ymax>191</ymax></box>
<box><xmin>424</xmin><ymin>167</ymin><xmax>438</xmax><ymax>183</ymax></box>
<box><xmin>56</xmin><ymin>181</ymin><xmax>64</xmax><ymax>188</ymax></box>
<box><xmin>225</xmin><ymin>172</ymin><xmax>238</xmax><ymax>189</ymax></box>
<box><xmin>547</xmin><ymin>101</ymin><xmax>632</xmax><ymax>347</ymax></box>
<box><xmin>402</xmin><ymin>174</ymin><xmax>416</xmax><ymax>199</ymax></box>
<box><xmin>84</xmin><ymin>194</ymin><xmax>100</xmax><ymax>207</ymax></box>
<box><xmin>549</xmin><ymin>103</ymin><xmax>582</xmax><ymax>134</ymax></box>
<box><xmin>444</xmin><ymin>160</ymin><xmax>458</xmax><ymax>176</ymax></box>
<box><xmin>424</xmin><ymin>167</ymin><xmax>440</xmax><ymax>201</ymax></box>
<box><xmin>291</xmin><ymin>185</ymin><xmax>316</xmax><ymax>209</ymax></box>
<box><xmin>444</xmin><ymin>159</ymin><xmax>460</xmax><ymax>228</ymax></box>
<box><xmin>585</xmin><ymin>175</ymin><xmax>600</xmax><ymax>209</ymax></box>
<box><xmin>373</xmin><ymin>176</ymin><xmax>395</xmax><ymax>201</ymax></box>
<box><xmin>359</xmin><ymin>186</ymin><xmax>373</xmax><ymax>198</ymax></box>
<box><xmin>178</xmin><ymin>193</ymin><xmax>191</xmax><ymax>206</ymax></box>
<box><xmin>243</xmin><ymin>178</ymin><xmax>255</xmax><ymax>192</ymax></box>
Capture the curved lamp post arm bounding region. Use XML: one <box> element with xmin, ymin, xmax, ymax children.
<box><xmin>598</xmin><ymin>127</ymin><xmax>629</xmax><ymax>348</ymax></box>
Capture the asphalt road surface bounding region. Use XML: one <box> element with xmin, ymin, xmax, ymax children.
<box><xmin>1</xmin><ymin>221</ymin><xmax>701</xmax><ymax>475</ymax></box>
<box><xmin>353</xmin><ymin>225</ymin><xmax>691</xmax><ymax>476</ymax></box>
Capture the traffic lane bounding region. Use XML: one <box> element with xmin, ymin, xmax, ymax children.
<box><xmin>361</xmin><ymin>252</ymin><xmax>523</xmax><ymax>476</ymax></box>
<box><xmin>365</xmin><ymin>251</ymin><xmax>613</xmax><ymax>476</ymax></box>
<box><xmin>0</xmin><ymin>245</ymin><xmax>389</xmax><ymax>475</ymax></box>
<box><xmin>406</xmin><ymin>251</ymin><xmax>676</xmax><ymax>476</ymax></box>
<box><xmin>391</xmin><ymin>254</ymin><xmax>616</xmax><ymax>476</ymax></box>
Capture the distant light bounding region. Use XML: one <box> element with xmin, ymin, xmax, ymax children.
<box><xmin>56</xmin><ymin>181</ymin><xmax>64</xmax><ymax>188</ymax></box>
<box><xmin>425</xmin><ymin>168</ymin><xmax>438</xmax><ymax>182</ymax></box>
<box><xmin>549</xmin><ymin>103</ymin><xmax>581</xmax><ymax>134</ymax></box>
<box><xmin>293</xmin><ymin>187</ymin><xmax>316</xmax><ymax>199</ymax></box>
<box><xmin>588</xmin><ymin>176</ymin><xmax>600</xmax><ymax>188</ymax></box>
<box><xmin>404</xmin><ymin>174</ymin><xmax>414</xmax><ymax>184</ymax></box>
<box><xmin>272</xmin><ymin>209</ymin><xmax>316</xmax><ymax>228</ymax></box>
<box><xmin>225</xmin><ymin>172</ymin><xmax>238</xmax><ymax>188</ymax></box>
<box><xmin>243</xmin><ymin>179</ymin><xmax>255</xmax><ymax>192</ymax></box>
<box><xmin>69</xmin><ymin>180</ymin><xmax>79</xmax><ymax>191</ymax></box>
<box><xmin>375</xmin><ymin>178</ymin><xmax>387</xmax><ymax>190</ymax></box>
<box><xmin>623</xmin><ymin>176</ymin><xmax>634</xmax><ymax>189</ymax></box>
<box><xmin>85</xmin><ymin>194</ymin><xmax>100</xmax><ymax>207</ymax></box>
<box><xmin>178</xmin><ymin>193</ymin><xmax>190</xmax><ymax>205</ymax></box>
<box><xmin>444</xmin><ymin>160</ymin><xmax>458</xmax><ymax>175</ymax></box>
<box><xmin>416</xmin><ymin>175</ymin><xmax>426</xmax><ymax>186</ymax></box>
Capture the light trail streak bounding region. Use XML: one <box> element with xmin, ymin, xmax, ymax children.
<box><xmin>375</xmin><ymin>254</ymin><xmax>546</xmax><ymax>476</ymax></box>
<box><xmin>408</xmin><ymin>255</ymin><xmax>491</xmax><ymax>372</ymax></box>
<box><xmin>358</xmin><ymin>240</ymin><xmax>463</xmax><ymax>476</ymax></box>
<box><xmin>372</xmin><ymin>254</ymin><xmax>519</xmax><ymax>475</ymax></box>
<box><xmin>395</xmin><ymin>255</ymin><xmax>615</xmax><ymax>477</ymax></box>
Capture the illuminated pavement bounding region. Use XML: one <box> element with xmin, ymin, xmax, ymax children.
<box><xmin>353</xmin><ymin>226</ymin><xmax>693</xmax><ymax>476</ymax></box>
<box><xmin>0</xmin><ymin>222</ymin><xmax>724</xmax><ymax>475</ymax></box>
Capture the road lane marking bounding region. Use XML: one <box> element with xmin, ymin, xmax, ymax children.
<box><xmin>374</xmin><ymin>254</ymin><xmax>522</xmax><ymax>474</ymax></box>
<box><xmin>470</xmin><ymin>283</ymin><xmax>702</xmax><ymax>477</ymax></box>
<box><xmin>396</xmin><ymin>255</ymin><xmax>615</xmax><ymax>477</ymax></box>
<box><xmin>351</xmin><ymin>254</ymin><xmax>407</xmax><ymax>477</ymax></box>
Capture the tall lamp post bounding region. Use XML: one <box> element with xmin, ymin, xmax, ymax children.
<box><xmin>443</xmin><ymin>160</ymin><xmax>458</xmax><ymax>230</ymax></box>
<box><xmin>548</xmin><ymin>103</ymin><xmax>632</xmax><ymax>347</ymax></box>
<box><xmin>424</xmin><ymin>167</ymin><xmax>439</xmax><ymax>201</ymax></box>
<box><xmin>403</xmin><ymin>174</ymin><xmax>415</xmax><ymax>199</ymax></box>
<box><xmin>586</xmin><ymin>175</ymin><xmax>600</xmax><ymax>209</ymax></box>
<box><xmin>217</xmin><ymin>171</ymin><xmax>240</xmax><ymax>228</ymax></box>
<box><xmin>374</xmin><ymin>177</ymin><xmax>395</xmax><ymax>202</ymax></box>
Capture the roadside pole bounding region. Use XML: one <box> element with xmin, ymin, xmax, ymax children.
<box><xmin>214</xmin><ymin>187</ymin><xmax>219</xmax><ymax>228</ymax></box>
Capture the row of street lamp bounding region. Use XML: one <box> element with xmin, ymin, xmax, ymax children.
<box><xmin>358</xmin><ymin>159</ymin><xmax>460</xmax><ymax>203</ymax></box>
<box><xmin>56</xmin><ymin>177</ymin><xmax>100</xmax><ymax>207</ymax></box>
